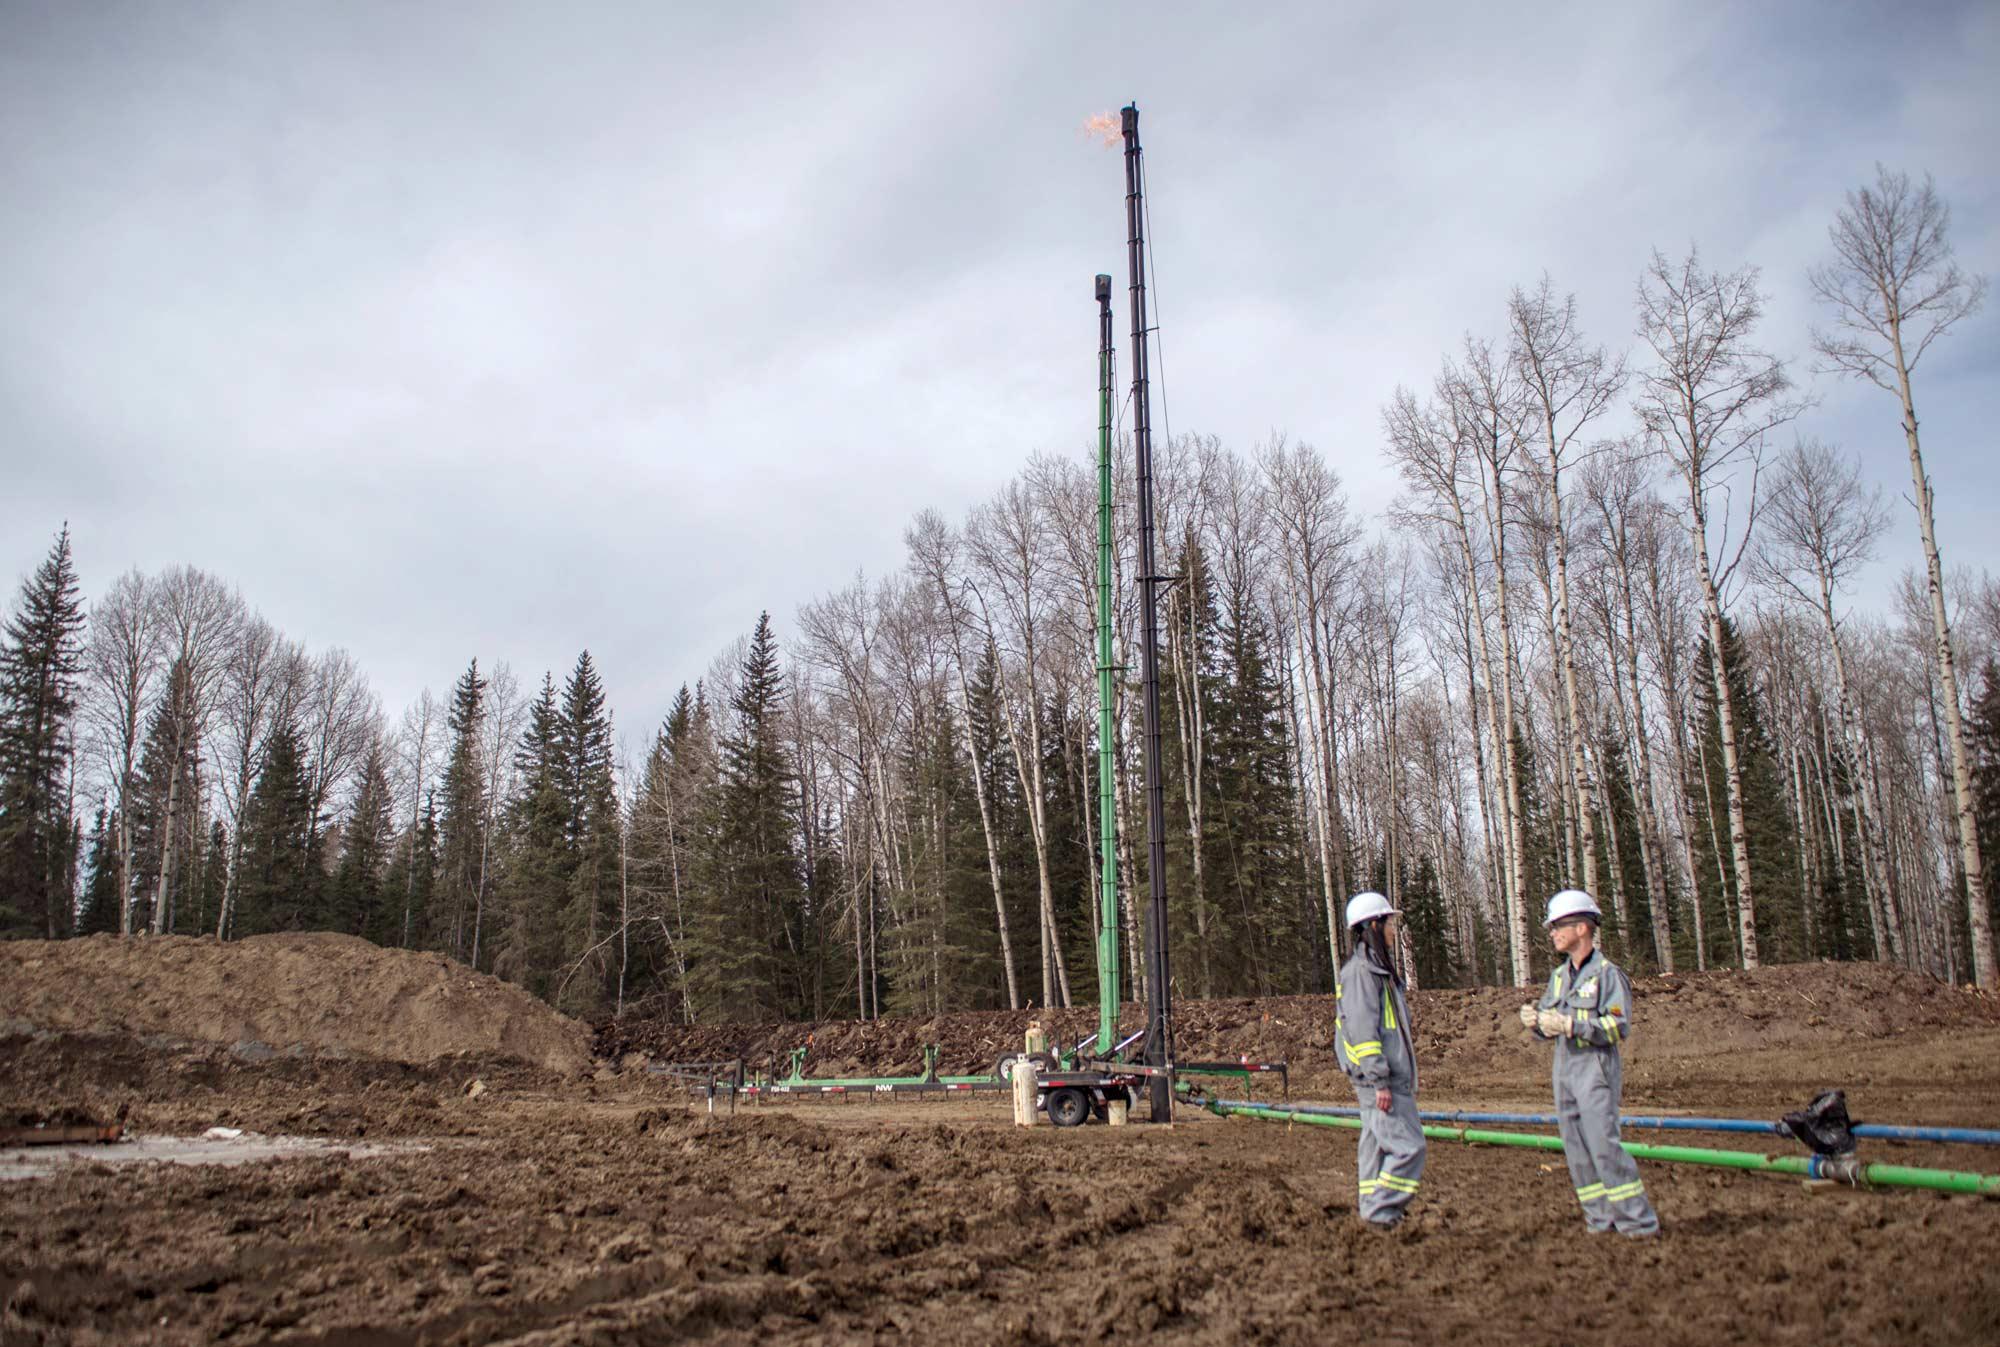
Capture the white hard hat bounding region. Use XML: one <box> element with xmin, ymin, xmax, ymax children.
<box><xmin>1345</xmin><ymin>890</ymin><xmax>1398</xmax><ymax>928</ymax></box>
<box><xmin>1544</xmin><ymin>889</ymin><xmax>1602</xmax><ymax>927</ymax></box>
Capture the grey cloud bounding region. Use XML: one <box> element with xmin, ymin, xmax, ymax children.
<box><xmin>3</xmin><ymin>0</ymin><xmax>1995</xmax><ymax>740</ymax></box>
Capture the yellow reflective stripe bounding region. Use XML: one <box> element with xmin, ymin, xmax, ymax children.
<box><xmin>1378</xmin><ymin>1175</ymin><xmax>1421</xmax><ymax>1193</ymax></box>
<box><xmin>1575</xmin><ymin>1183</ymin><xmax>1606</xmax><ymax>1201</ymax></box>
<box><xmin>1358</xmin><ymin>1179</ymin><xmax>1381</xmax><ymax>1193</ymax></box>
<box><xmin>1343</xmin><ymin>1040</ymin><xmax>1383</xmax><ymax>1065</ymax></box>
<box><xmin>1599</xmin><ymin>1015</ymin><xmax>1621</xmax><ymax>1045</ymax></box>
<box><xmin>1383</xmin><ymin>991</ymin><xmax>1398</xmax><ymax>1030</ymax></box>
<box><xmin>1603</xmin><ymin>1180</ymin><xmax>1646</xmax><ymax>1201</ymax></box>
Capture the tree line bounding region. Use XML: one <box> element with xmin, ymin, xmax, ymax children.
<box><xmin>3</xmin><ymin>166</ymin><xmax>1995</xmax><ymax>1019</ymax></box>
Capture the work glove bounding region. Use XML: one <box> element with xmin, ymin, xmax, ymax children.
<box><xmin>1536</xmin><ymin>1008</ymin><xmax>1573</xmax><ymax>1038</ymax></box>
<box><xmin>1516</xmin><ymin>1003</ymin><xmax>1538</xmax><ymax>1030</ymax></box>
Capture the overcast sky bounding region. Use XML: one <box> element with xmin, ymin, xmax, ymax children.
<box><xmin>4</xmin><ymin>0</ymin><xmax>1995</xmax><ymax>746</ymax></box>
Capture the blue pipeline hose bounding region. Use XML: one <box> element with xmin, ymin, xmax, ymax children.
<box><xmin>1212</xmin><ymin>1100</ymin><xmax>2000</xmax><ymax>1147</ymax></box>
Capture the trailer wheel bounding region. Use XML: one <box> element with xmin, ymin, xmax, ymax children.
<box><xmin>993</xmin><ymin>1053</ymin><xmax>1018</xmax><ymax>1082</ymax></box>
<box><xmin>1047</xmin><ymin>1087</ymin><xmax>1091</xmax><ymax>1128</ymax></box>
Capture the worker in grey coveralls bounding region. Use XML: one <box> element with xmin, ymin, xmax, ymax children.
<box><xmin>1336</xmin><ymin>890</ymin><xmax>1426</xmax><ymax>1228</ymax></box>
<box><xmin>1518</xmin><ymin>890</ymin><xmax>1660</xmax><ymax>1237</ymax></box>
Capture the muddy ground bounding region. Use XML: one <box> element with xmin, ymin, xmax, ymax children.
<box><xmin>4</xmin><ymin>957</ymin><xmax>1999</xmax><ymax>1345</ymax></box>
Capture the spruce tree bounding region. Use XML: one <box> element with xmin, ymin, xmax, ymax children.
<box><xmin>886</xmin><ymin>693</ymin><xmax>943</xmax><ymax>1014</ymax></box>
<box><xmin>436</xmin><ymin>659</ymin><xmax>488</xmax><ymax>959</ymax></box>
<box><xmin>555</xmin><ymin>650</ymin><xmax>619</xmax><ymax>1014</ymax></box>
<box><xmin>0</xmin><ymin>526</ymin><xmax>86</xmax><ymax>937</ymax></box>
<box><xmin>1596</xmin><ymin>727</ymin><xmax>1662</xmax><ymax>972</ymax></box>
<box><xmin>712</xmin><ymin>615</ymin><xmax>807</xmax><ymax>1018</ymax></box>
<box><xmin>76</xmin><ymin>806</ymin><xmax>121</xmax><ymax>936</ymax></box>
<box><xmin>1510</xmin><ymin>726</ymin><xmax>1564</xmax><ymax>981</ymax></box>
<box><xmin>1691</xmin><ymin>617</ymin><xmax>1803</xmax><ymax>965</ymax></box>
<box><xmin>192</xmin><ymin>819</ymin><xmax>228</xmax><ymax>937</ymax></box>
<box><xmin>667</xmin><ymin>682</ymin><xmax>736</xmax><ymax>1019</ymax></box>
<box><xmin>628</xmin><ymin>683</ymin><xmax>717</xmax><ymax>1019</ymax></box>
<box><xmin>232</xmin><ymin>721</ymin><xmax>313</xmax><ymax>935</ymax></box>
<box><xmin>396</xmin><ymin>792</ymin><xmax>441</xmax><ymax>948</ymax></box>
<box><xmin>334</xmin><ymin>742</ymin><xmax>397</xmax><ymax>941</ymax></box>
<box><xmin>496</xmin><ymin>674</ymin><xmax>569</xmax><ymax>997</ymax></box>
<box><xmin>628</xmin><ymin>717</ymin><xmax>677</xmax><ymax>1011</ymax></box>
<box><xmin>1400</xmin><ymin>855</ymin><xmax>1454</xmax><ymax>987</ymax></box>
<box><xmin>1208</xmin><ymin>559</ymin><xmax>1307</xmax><ymax>994</ymax></box>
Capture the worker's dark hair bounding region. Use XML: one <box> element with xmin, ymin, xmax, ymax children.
<box><xmin>1355</xmin><ymin>916</ymin><xmax>1403</xmax><ymax>987</ymax></box>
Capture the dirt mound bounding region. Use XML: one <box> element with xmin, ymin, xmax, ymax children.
<box><xmin>0</xmin><ymin>933</ymin><xmax>591</xmax><ymax>1076</ymax></box>
<box><xmin>605</xmin><ymin>961</ymin><xmax>2000</xmax><ymax>1098</ymax></box>
<box><xmin>0</xmin><ymin>1029</ymin><xmax>562</xmax><ymax>1138</ymax></box>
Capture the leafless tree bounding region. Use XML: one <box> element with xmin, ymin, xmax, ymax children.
<box><xmin>1580</xmin><ymin>449</ymin><xmax>1678</xmax><ymax>970</ymax></box>
<box><xmin>905</xmin><ymin>509</ymin><xmax>1022</xmax><ymax>1008</ymax></box>
<box><xmin>211</xmin><ymin>615</ymin><xmax>307</xmax><ymax>938</ymax></box>
<box><xmin>1448</xmin><ymin>340</ymin><xmax>1537</xmax><ymax>982</ymax></box>
<box><xmin>1753</xmin><ymin>438</ymin><xmax>1902</xmax><ymax>959</ymax></box>
<box><xmin>82</xmin><ymin>569</ymin><xmax>162</xmax><ymax>934</ymax></box>
<box><xmin>1810</xmin><ymin>166</ymin><xmax>1993</xmax><ymax>987</ymax></box>
<box><xmin>473</xmin><ymin>662</ymin><xmax>526</xmax><ymax>969</ymax></box>
<box><xmin>299</xmin><ymin>648</ymin><xmax>377</xmax><ymax>864</ymax></box>
<box><xmin>1510</xmin><ymin>275</ymin><xmax>1626</xmax><ymax>904</ymax></box>
<box><xmin>967</xmin><ymin>481</ymin><xmax>1072</xmax><ymax>1008</ymax></box>
<box><xmin>144</xmin><ymin>566</ymin><xmax>245</xmax><ymax>934</ymax></box>
<box><xmin>396</xmin><ymin>688</ymin><xmax>442</xmax><ymax>947</ymax></box>
<box><xmin>1262</xmin><ymin>436</ymin><xmax>1361</xmax><ymax>962</ymax></box>
<box><xmin>1634</xmin><ymin>248</ymin><xmax>1801</xmax><ymax>968</ymax></box>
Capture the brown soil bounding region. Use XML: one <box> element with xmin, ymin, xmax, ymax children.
<box><xmin>0</xmin><ymin>933</ymin><xmax>591</xmax><ymax>1077</ymax></box>
<box><xmin>3</xmin><ymin>956</ymin><xmax>1999</xmax><ymax>1345</ymax></box>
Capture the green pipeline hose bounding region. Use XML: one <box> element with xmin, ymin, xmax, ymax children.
<box><xmin>1206</xmin><ymin>1100</ymin><xmax>2000</xmax><ymax>1198</ymax></box>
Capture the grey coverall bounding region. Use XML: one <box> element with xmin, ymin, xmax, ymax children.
<box><xmin>1336</xmin><ymin>942</ymin><xmax>1426</xmax><ymax>1224</ymax></box>
<box><xmin>1534</xmin><ymin>948</ymin><xmax>1659</xmax><ymax>1235</ymax></box>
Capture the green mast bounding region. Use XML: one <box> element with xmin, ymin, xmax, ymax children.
<box><xmin>1094</xmin><ymin>273</ymin><xmax>1121</xmax><ymax>1057</ymax></box>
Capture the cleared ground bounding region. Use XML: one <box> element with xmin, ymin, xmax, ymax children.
<box><xmin>4</xmin><ymin>943</ymin><xmax>1998</xmax><ymax>1345</ymax></box>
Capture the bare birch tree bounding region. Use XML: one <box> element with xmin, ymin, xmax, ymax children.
<box><xmin>144</xmin><ymin>566</ymin><xmax>244</xmax><ymax>934</ymax></box>
<box><xmin>905</xmin><ymin>509</ymin><xmax>1021</xmax><ymax>1008</ymax></box>
<box><xmin>1809</xmin><ymin>166</ymin><xmax>1993</xmax><ymax>988</ymax></box>
<box><xmin>83</xmin><ymin>569</ymin><xmax>161</xmax><ymax>934</ymax></box>
<box><xmin>211</xmin><ymin>615</ymin><xmax>305</xmax><ymax>938</ymax></box>
<box><xmin>1753</xmin><ymin>438</ymin><xmax>1901</xmax><ymax>960</ymax></box>
<box><xmin>968</xmin><ymin>482</ymin><xmax>1072</xmax><ymax>1007</ymax></box>
<box><xmin>396</xmin><ymin>688</ymin><xmax>442</xmax><ymax>947</ymax></box>
<box><xmin>473</xmin><ymin>662</ymin><xmax>525</xmax><ymax>968</ymax></box>
<box><xmin>1580</xmin><ymin>451</ymin><xmax>1678</xmax><ymax>970</ymax></box>
<box><xmin>1510</xmin><ymin>276</ymin><xmax>1626</xmax><ymax>904</ymax></box>
<box><xmin>1634</xmin><ymin>248</ymin><xmax>1800</xmax><ymax>968</ymax></box>
<box><xmin>1262</xmin><ymin>437</ymin><xmax>1360</xmax><ymax>966</ymax></box>
<box><xmin>1449</xmin><ymin>342</ymin><xmax>1537</xmax><ymax>982</ymax></box>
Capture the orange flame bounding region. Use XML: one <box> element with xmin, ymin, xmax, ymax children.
<box><xmin>1081</xmin><ymin>111</ymin><xmax>1120</xmax><ymax>148</ymax></box>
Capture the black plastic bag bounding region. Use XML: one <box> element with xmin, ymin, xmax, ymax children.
<box><xmin>1782</xmin><ymin>1089</ymin><xmax>1857</xmax><ymax>1158</ymax></box>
